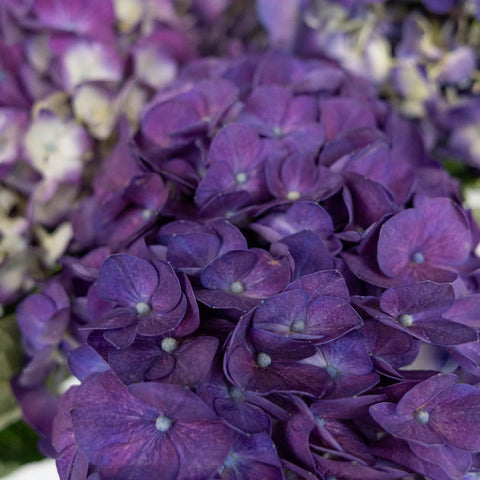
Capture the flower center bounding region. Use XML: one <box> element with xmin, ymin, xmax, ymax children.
<box><xmin>142</xmin><ymin>209</ymin><xmax>155</xmax><ymax>219</ymax></box>
<box><xmin>136</xmin><ymin>301</ymin><xmax>151</xmax><ymax>315</ymax></box>
<box><xmin>290</xmin><ymin>318</ymin><xmax>306</xmax><ymax>333</ymax></box>
<box><xmin>44</xmin><ymin>141</ymin><xmax>57</xmax><ymax>153</ymax></box>
<box><xmin>273</xmin><ymin>126</ymin><xmax>282</xmax><ymax>137</ymax></box>
<box><xmin>414</xmin><ymin>409</ymin><xmax>429</xmax><ymax>425</ymax></box>
<box><xmin>223</xmin><ymin>452</ymin><xmax>237</xmax><ymax>469</ymax></box>
<box><xmin>256</xmin><ymin>352</ymin><xmax>272</xmax><ymax>368</ymax></box>
<box><xmin>398</xmin><ymin>314</ymin><xmax>413</xmax><ymax>327</ymax></box>
<box><xmin>325</xmin><ymin>365</ymin><xmax>338</xmax><ymax>378</ymax></box>
<box><xmin>235</xmin><ymin>172</ymin><xmax>247</xmax><ymax>184</ymax></box>
<box><xmin>155</xmin><ymin>414</ymin><xmax>172</xmax><ymax>432</ymax></box>
<box><xmin>161</xmin><ymin>337</ymin><xmax>178</xmax><ymax>353</ymax></box>
<box><xmin>316</xmin><ymin>415</ymin><xmax>325</xmax><ymax>427</ymax></box>
<box><xmin>229</xmin><ymin>386</ymin><xmax>243</xmax><ymax>399</ymax></box>
<box><xmin>285</xmin><ymin>470</ymin><xmax>299</xmax><ymax>480</ymax></box>
<box><xmin>287</xmin><ymin>191</ymin><xmax>301</xmax><ymax>201</ymax></box>
<box><xmin>229</xmin><ymin>281</ymin><xmax>244</xmax><ymax>294</ymax></box>
<box><xmin>410</xmin><ymin>252</ymin><xmax>425</xmax><ymax>264</ymax></box>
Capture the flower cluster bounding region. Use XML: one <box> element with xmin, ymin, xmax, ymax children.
<box><xmin>12</xmin><ymin>45</ymin><xmax>480</xmax><ymax>480</ymax></box>
<box><xmin>257</xmin><ymin>0</ymin><xmax>480</xmax><ymax>169</ymax></box>
<box><xmin>0</xmin><ymin>0</ymin><xmax>241</xmax><ymax>305</ymax></box>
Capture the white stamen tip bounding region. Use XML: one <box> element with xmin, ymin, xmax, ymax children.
<box><xmin>290</xmin><ymin>318</ymin><xmax>306</xmax><ymax>333</ymax></box>
<box><xmin>411</xmin><ymin>252</ymin><xmax>425</xmax><ymax>264</ymax></box>
<box><xmin>136</xmin><ymin>301</ymin><xmax>151</xmax><ymax>315</ymax></box>
<box><xmin>398</xmin><ymin>314</ymin><xmax>414</xmax><ymax>327</ymax></box>
<box><xmin>256</xmin><ymin>352</ymin><xmax>272</xmax><ymax>368</ymax></box>
<box><xmin>161</xmin><ymin>337</ymin><xmax>178</xmax><ymax>353</ymax></box>
<box><xmin>235</xmin><ymin>172</ymin><xmax>247</xmax><ymax>184</ymax></box>
<box><xmin>229</xmin><ymin>281</ymin><xmax>244</xmax><ymax>294</ymax></box>
<box><xmin>414</xmin><ymin>410</ymin><xmax>429</xmax><ymax>425</ymax></box>
<box><xmin>155</xmin><ymin>414</ymin><xmax>172</xmax><ymax>431</ymax></box>
<box><xmin>287</xmin><ymin>191</ymin><xmax>301</xmax><ymax>201</ymax></box>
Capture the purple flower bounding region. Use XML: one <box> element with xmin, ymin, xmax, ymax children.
<box><xmin>265</xmin><ymin>149</ymin><xmax>343</xmax><ymax>202</ymax></box>
<box><xmin>224</xmin><ymin>313</ymin><xmax>330</xmax><ymax>396</ymax></box>
<box><xmin>16</xmin><ymin>279</ymin><xmax>70</xmax><ymax>355</ymax></box>
<box><xmin>71</xmin><ymin>370</ymin><xmax>234</xmax><ymax>480</ymax></box>
<box><xmin>86</xmin><ymin>254</ymin><xmax>198</xmax><ymax>348</ymax></box>
<box><xmin>157</xmin><ymin>218</ymin><xmax>247</xmax><ymax>274</ymax></box>
<box><xmin>377</xmin><ymin>197</ymin><xmax>471</xmax><ymax>283</ymax></box>
<box><xmin>356</xmin><ymin>281</ymin><xmax>478</xmax><ymax>345</ymax></box>
<box><xmin>251</xmin><ymin>286</ymin><xmax>362</xmax><ymax>348</ymax></box>
<box><xmin>370</xmin><ymin>373</ymin><xmax>480</xmax><ymax>451</ymax></box>
<box><xmin>212</xmin><ymin>431</ymin><xmax>285</xmax><ymax>479</ymax></box>
<box><xmin>52</xmin><ymin>386</ymin><xmax>89</xmax><ymax>480</ymax></box>
<box><xmin>251</xmin><ymin>201</ymin><xmax>342</xmax><ymax>254</ymax></box>
<box><xmin>108</xmin><ymin>335</ymin><xmax>218</xmax><ymax>387</ymax></box>
<box><xmin>198</xmin><ymin>362</ymin><xmax>281</xmax><ymax>434</ymax></box>
<box><xmin>239</xmin><ymin>85</ymin><xmax>321</xmax><ymax>143</ymax></box>
<box><xmin>195</xmin><ymin>124</ymin><xmax>271</xmax><ymax>208</ymax></box>
<box><xmin>197</xmin><ymin>248</ymin><xmax>291</xmax><ymax>313</ymax></box>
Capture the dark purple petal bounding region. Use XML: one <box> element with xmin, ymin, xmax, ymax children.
<box><xmin>409</xmin><ymin>442</ymin><xmax>472</xmax><ymax>479</ymax></box>
<box><xmin>96</xmin><ymin>254</ymin><xmax>158</xmax><ymax>307</ymax></box>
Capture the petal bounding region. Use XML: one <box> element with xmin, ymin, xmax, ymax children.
<box><xmin>97</xmin><ymin>254</ymin><xmax>158</xmax><ymax>307</ymax></box>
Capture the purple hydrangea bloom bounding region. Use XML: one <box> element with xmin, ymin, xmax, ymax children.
<box><xmin>86</xmin><ymin>254</ymin><xmax>198</xmax><ymax>348</ymax></box>
<box><xmin>370</xmin><ymin>373</ymin><xmax>480</xmax><ymax>451</ymax></box>
<box><xmin>197</xmin><ymin>248</ymin><xmax>291</xmax><ymax>313</ymax></box>
<box><xmin>108</xmin><ymin>335</ymin><xmax>218</xmax><ymax>386</ymax></box>
<box><xmin>157</xmin><ymin>218</ymin><xmax>247</xmax><ymax>275</ymax></box>
<box><xmin>377</xmin><ymin>197</ymin><xmax>472</xmax><ymax>283</ymax></box>
<box><xmin>356</xmin><ymin>281</ymin><xmax>478</xmax><ymax>345</ymax></box>
<box><xmin>70</xmin><ymin>370</ymin><xmax>234</xmax><ymax>480</ymax></box>
<box><xmin>195</xmin><ymin>124</ymin><xmax>271</xmax><ymax>208</ymax></box>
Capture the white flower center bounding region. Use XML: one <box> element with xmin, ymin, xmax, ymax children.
<box><xmin>398</xmin><ymin>314</ymin><xmax>413</xmax><ymax>327</ymax></box>
<box><xmin>256</xmin><ymin>352</ymin><xmax>272</xmax><ymax>368</ymax></box>
<box><xmin>410</xmin><ymin>252</ymin><xmax>425</xmax><ymax>264</ymax></box>
<box><xmin>155</xmin><ymin>414</ymin><xmax>172</xmax><ymax>432</ymax></box>
<box><xmin>229</xmin><ymin>281</ymin><xmax>244</xmax><ymax>294</ymax></box>
<box><xmin>326</xmin><ymin>365</ymin><xmax>338</xmax><ymax>378</ymax></box>
<box><xmin>136</xmin><ymin>301</ymin><xmax>151</xmax><ymax>315</ymax></box>
<box><xmin>235</xmin><ymin>172</ymin><xmax>247</xmax><ymax>184</ymax></box>
<box><xmin>229</xmin><ymin>386</ymin><xmax>243</xmax><ymax>399</ymax></box>
<box><xmin>287</xmin><ymin>191</ymin><xmax>301</xmax><ymax>201</ymax></box>
<box><xmin>414</xmin><ymin>409</ymin><xmax>429</xmax><ymax>425</ymax></box>
<box><xmin>161</xmin><ymin>337</ymin><xmax>178</xmax><ymax>353</ymax></box>
<box><xmin>290</xmin><ymin>318</ymin><xmax>306</xmax><ymax>333</ymax></box>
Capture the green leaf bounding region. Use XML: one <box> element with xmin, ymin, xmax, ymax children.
<box><xmin>0</xmin><ymin>420</ymin><xmax>44</xmax><ymax>476</ymax></box>
<box><xmin>0</xmin><ymin>315</ymin><xmax>23</xmax><ymax>381</ymax></box>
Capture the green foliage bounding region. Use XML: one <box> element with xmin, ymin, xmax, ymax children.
<box><xmin>0</xmin><ymin>420</ymin><xmax>44</xmax><ymax>477</ymax></box>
